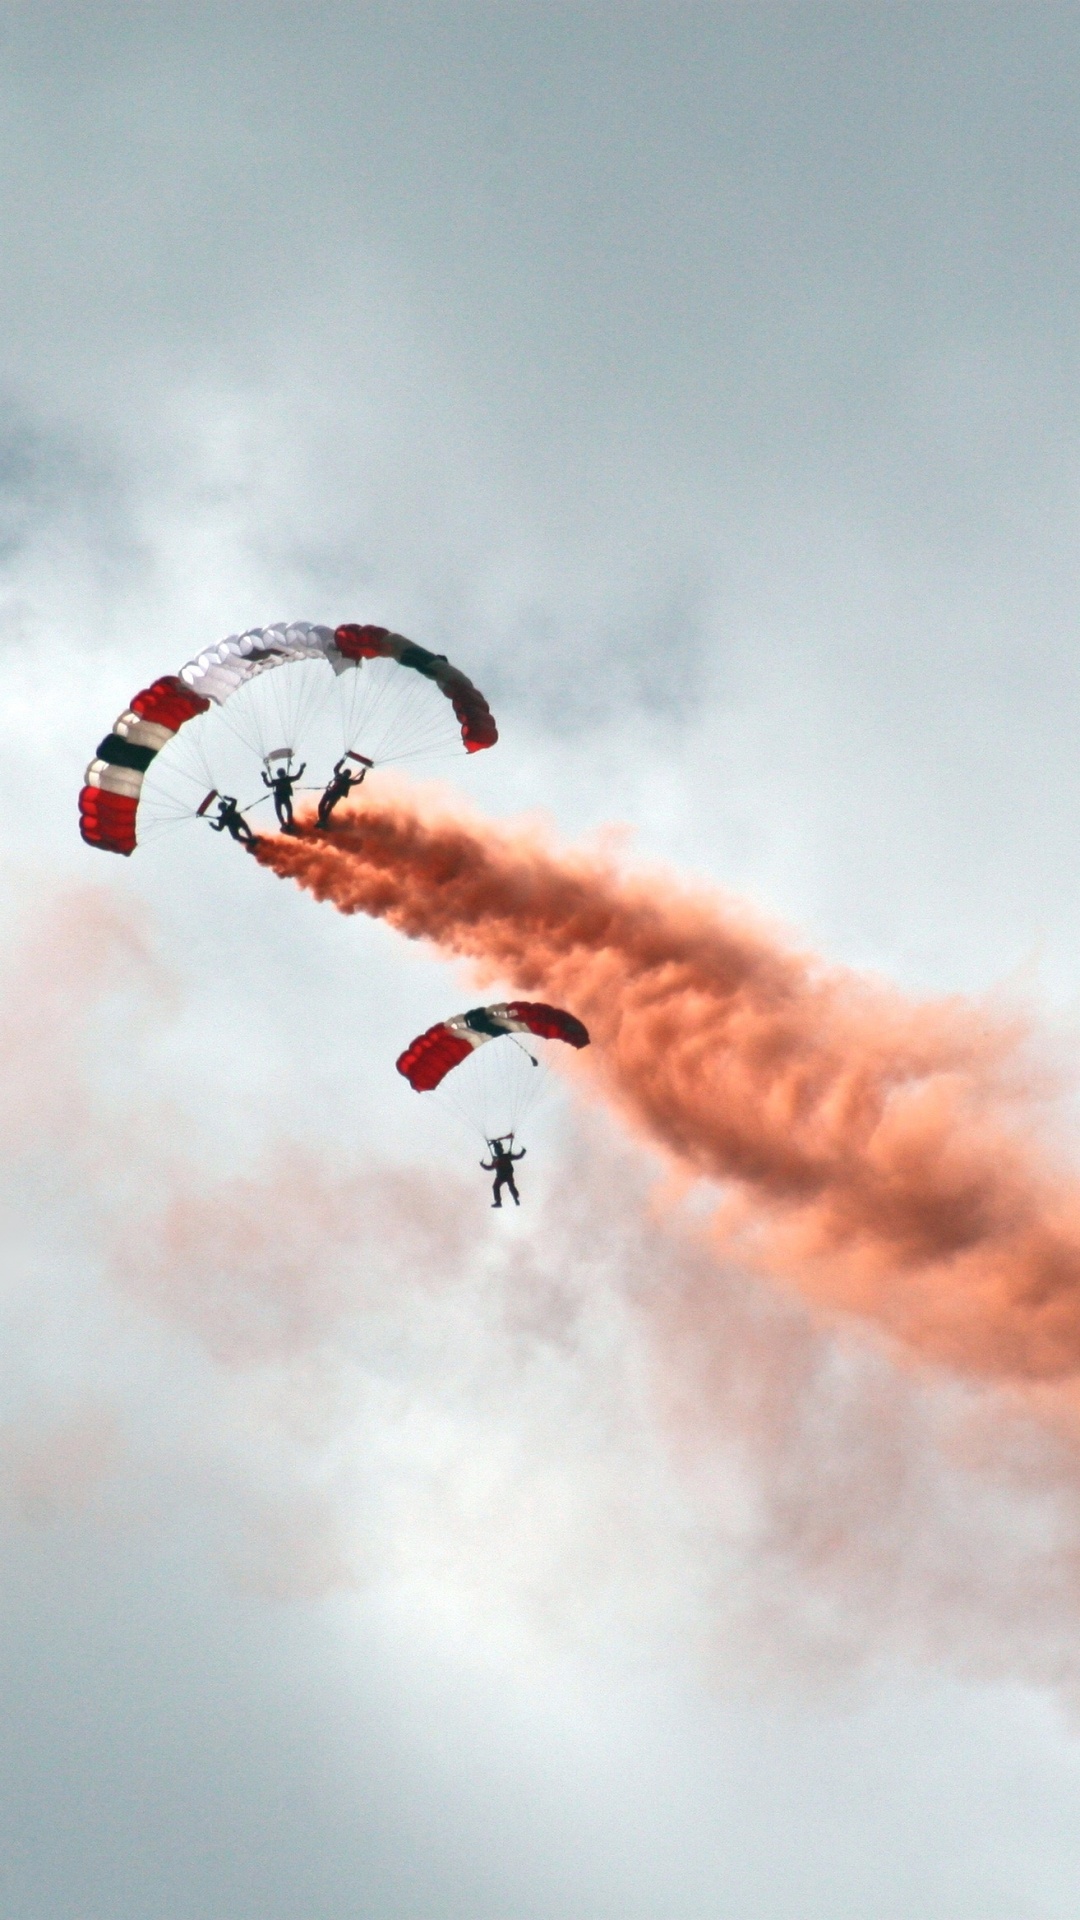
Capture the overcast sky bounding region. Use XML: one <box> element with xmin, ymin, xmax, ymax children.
<box><xmin>5</xmin><ymin>7</ymin><xmax>1080</xmax><ymax>1917</ymax></box>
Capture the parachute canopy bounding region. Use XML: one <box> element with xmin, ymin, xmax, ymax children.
<box><xmin>79</xmin><ymin>622</ymin><xmax>497</xmax><ymax>855</ymax></box>
<box><xmin>397</xmin><ymin>1002</ymin><xmax>590</xmax><ymax>1092</ymax></box>
<box><xmin>79</xmin><ymin>675</ymin><xmax>212</xmax><ymax>855</ymax></box>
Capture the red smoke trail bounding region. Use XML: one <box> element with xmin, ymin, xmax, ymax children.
<box><xmin>255</xmin><ymin>797</ymin><xmax>1080</xmax><ymax>1382</ymax></box>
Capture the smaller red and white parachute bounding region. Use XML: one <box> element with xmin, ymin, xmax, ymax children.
<box><xmin>397</xmin><ymin>1002</ymin><xmax>589</xmax><ymax>1145</ymax></box>
<box><xmin>397</xmin><ymin>1002</ymin><xmax>590</xmax><ymax>1091</ymax></box>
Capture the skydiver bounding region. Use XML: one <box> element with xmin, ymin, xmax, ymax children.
<box><xmin>316</xmin><ymin>756</ymin><xmax>367</xmax><ymax>828</ymax></box>
<box><xmin>208</xmin><ymin>795</ymin><xmax>257</xmax><ymax>850</ymax></box>
<box><xmin>480</xmin><ymin>1136</ymin><xmax>525</xmax><ymax>1208</ymax></box>
<box><xmin>262</xmin><ymin>759</ymin><xmax>306</xmax><ymax>832</ymax></box>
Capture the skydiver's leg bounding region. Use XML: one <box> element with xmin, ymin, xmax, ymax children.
<box><xmin>506</xmin><ymin>1173</ymin><xmax>520</xmax><ymax>1206</ymax></box>
<box><xmin>316</xmin><ymin>791</ymin><xmax>334</xmax><ymax>827</ymax></box>
<box><xmin>491</xmin><ymin>1173</ymin><xmax>503</xmax><ymax>1208</ymax></box>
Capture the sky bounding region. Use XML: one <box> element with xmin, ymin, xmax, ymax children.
<box><xmin>5</xmin><ymin>4</ymin><xmax>1080</xmax><ymax>1915</ymax></box>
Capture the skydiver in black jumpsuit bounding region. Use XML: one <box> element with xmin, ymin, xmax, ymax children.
<box><xmin>262</xmin><ymin>761</ymin><xmax>306</xmax><ymax>832</ymax></box>
<box><xmin>316</xmin><ymin>757</ymin><xmax>367</xmax><ymax>828</ymax></box>
<box><xmin>209</xmin><ymin>795</ymin><xmax>257</xmax><ymax>850</ymax></box>
<box><xmin>480</xmin><ymin>1137</ymin><xmax>526</xmax><ymax>1207</ymax></box>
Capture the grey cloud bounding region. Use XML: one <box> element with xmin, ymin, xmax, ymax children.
<box><xmin>0</xmin><ymin>404</ymin><xmax>132</xmax><ymax>584</ymax></box>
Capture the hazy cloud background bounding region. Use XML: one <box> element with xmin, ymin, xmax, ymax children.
<box><xmin>5</xmin><ymin>6</ymin><xmax>1080</xmax><ymax>1915</ymax></box>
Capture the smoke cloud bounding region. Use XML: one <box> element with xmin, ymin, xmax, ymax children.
<box><xmin>256</xmin><ymin>792</ymin><xmax>1080</xmax><ymax>1382</ymax></box>
<box><xmin>13</xmin><ymin>877</ymin><xmax>1080</xmax><ymax>1705</ymax></box>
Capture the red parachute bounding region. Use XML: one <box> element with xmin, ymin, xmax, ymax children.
<box><xmin>78</xmin><ymin>676</ymin><xmax>213</xmax><ymax>856</ymax></box>
<box><xmin>397</xmin><ymin>1000</ymin><xmax>589</xmax><ymax>1152</ymax></box>
<box><xmin>397</xmin><ymin>1002</ymin><xmax>590</xmax><ymax>1092</ymax></box>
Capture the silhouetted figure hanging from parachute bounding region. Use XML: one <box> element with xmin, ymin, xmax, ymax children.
<box><xmin>262</xmin><ymin>757</ymin><xmax>306</xmax><ymax>832</ymax></box>
<box><xmin>480</xmin><ymin>1136</ymin><xmax>526</xmax><ymax>1207</ymax></box>
<box><xmin>396</xmin><ymin>1002</ymin><xmax>590</xmax><ymax>1204</ymax></box>
<box><xmin>208</xmin><ymin>795</ymin><xmax>257</xmax><ymax>850</ymax></box>
<box><xmin>317</xmin><ymin>754</ymin><xmax>371</xmax><ymax>828</ymax></box>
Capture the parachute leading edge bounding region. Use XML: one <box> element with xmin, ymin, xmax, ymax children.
<box><xmin>396</xmin><ymin>1002</ymin><xmax>590</xmax><ymax>1092</ymax></box>
<box><xmin>79</xmin><ymin>675</ymin><xmax>212</xmax><ymax>855</ymax></box>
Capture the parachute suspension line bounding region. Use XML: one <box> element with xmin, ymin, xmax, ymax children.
<box><xmin>371</xmin><ymin>665</ymin><xmax>466</xmax><ymax>762</ymax></box>
<box><xmin>336</xmin><ymin>655</ymin><xmax>468</xmax><ymax>765</ymax></box>
<box><xmin>337</xmin><ymin>661</ymin><xmax>362</xmax><ymax>757</ymax></box>
<box><xmin>263</xmin><ymin>664</ymin><xmax>288</xmax><ymax>764</ymax></box>
<box><xmin>194</xmin><ymin>658</ymin><xmax>328</xmax><ymax>770</ymax></box>
<box><xmin>187</xmin><ymin>721</ymin><xmax>222</xmax><ymax>798</ymax></box>
<box><xmin>337</xmin><ymin>656</ymin><xmax>378</xmax><ymax>758</ymax></box>
<box><xmin>201</xmin><ymin>685</ymin><xmax>267</xmax><ymax>763</ymax></box>
<box><xmin>337</xmin><ymin>657</ymin><xmax>399</xmax><ymax>759</ymax></box>
<box><xmin>259</xmin><ymin>655</ymin><xmax>330</xmax><ymax>767</ymax></box>
<box><xmin>440</xmin><ymin>1032</ymin><xmax>548</xmax><ymax>1143</ymax></box>
<box><xmin>432</xmin><ymin>1066</ymin><xmax>495</xmax><ymax>1148</ymax></box>
<box><xmin>134</xmin><ymin>709</ymin><xmax>229</xmax><ymax>841</ymax></box>
<box><xmin>291</xmin><ymin>654</ymin><xmax>337</xmax><ymax>751</ymax></box>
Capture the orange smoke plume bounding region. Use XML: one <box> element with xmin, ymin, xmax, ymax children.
<box><xmin>255</xmin><ymin>798</ymin><xmax>1080</xmax><ymax>1382</ymax></box>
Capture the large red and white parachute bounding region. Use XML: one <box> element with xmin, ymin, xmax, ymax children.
<box><xmin>79</xmin><ymin>622</ymin><xmax>497</xmax><ymax>855</ymax></box>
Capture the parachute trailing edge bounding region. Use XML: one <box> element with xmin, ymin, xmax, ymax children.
<box><xmin>334</xmin><ymin>625</ymin><xmax>498</xmax><ymax>753</ymax></box>
<box><xmin>396</xmin><ymin>1002</ymin><xmax>590</xmax><ymax>1092</ymax></box>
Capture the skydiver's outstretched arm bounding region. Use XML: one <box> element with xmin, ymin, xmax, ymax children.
<box><xmin>480</xmin><ymin>1157</ymin><xmax>495</xmax><ymax>1171</ymax></box>
<box><xmin>261</xmin><ymin>770</ymin><xmax>273</xmax><ymax>788</ymax></box>
<box><xmin>510</xmin><ymin>1148</ymin><xmax>526</xmax><ymax>1161</ymax></box>
<box><xmin>208</xmin><ymin>815</ymin><xmax>226</xmax><ymax>831</ymax></box>
<box><xmin>294</xmin><ymin>763</ymin><xmax>306</xmax><ymax>779</ymax></box>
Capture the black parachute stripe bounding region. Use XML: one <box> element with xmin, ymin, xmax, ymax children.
<box><xmin>463</xmin><ymin>1006</ymin><xmax>511</xmax><ymax>1038</ymax></box>
<box><xmin>95</xmin><ymin>733</ymin><xmax>159</xmax><ymax>773</ymax></box>
<box><xmin>398</xmin><ymin>641</ymin><xmax>442</xmax><ymax>678</ymax></box>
